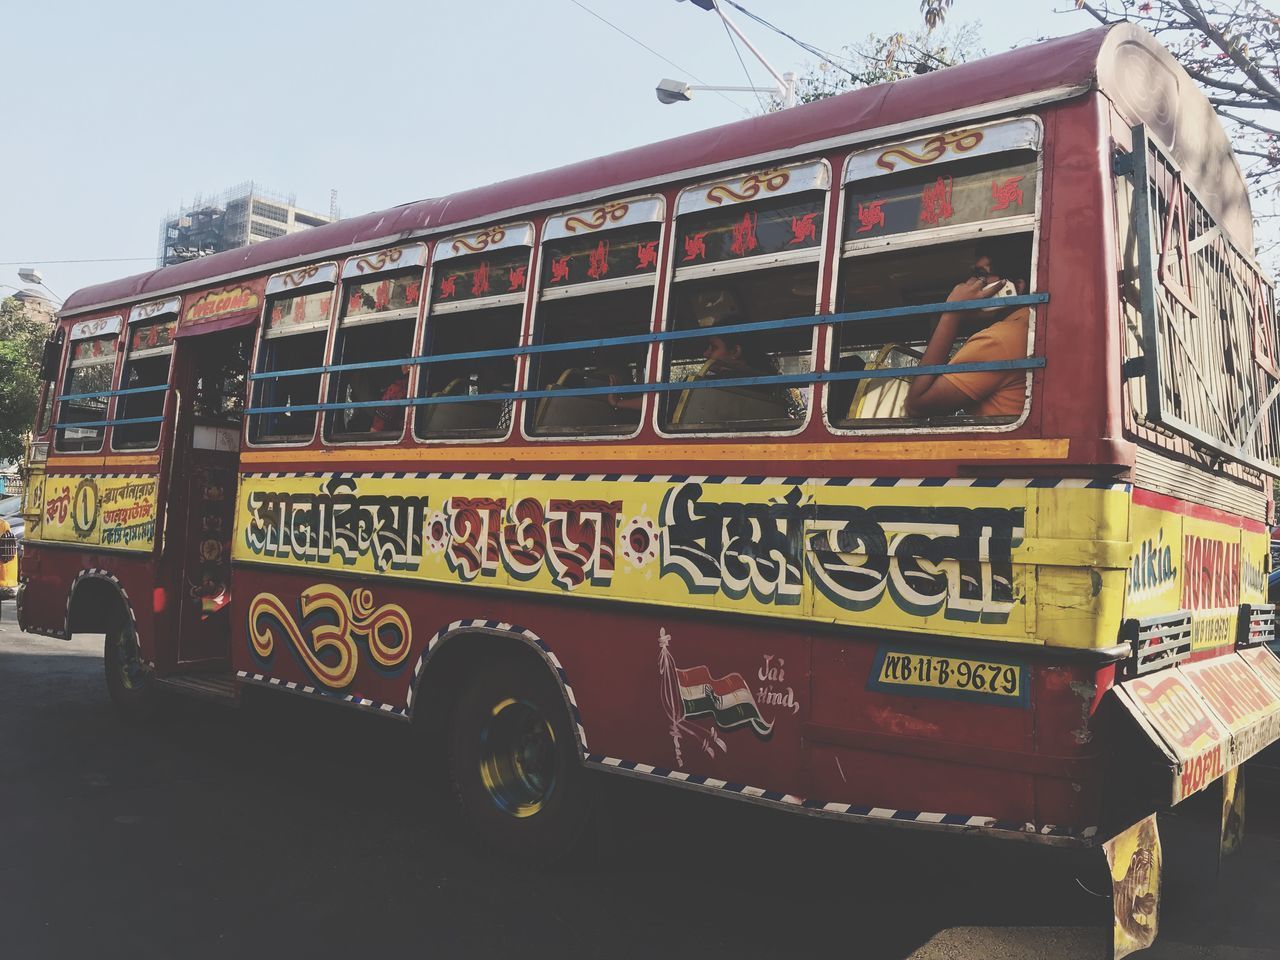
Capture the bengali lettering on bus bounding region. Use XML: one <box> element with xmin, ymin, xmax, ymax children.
<box><xmin>38</xmin><ymin>474</ymin><xmax>158</xmax><ymax>552</ymax></box>
<box><xmin>228</xmin><ymin>473</ymin><xmax>1134</xmax><ymax>642</ymax></box>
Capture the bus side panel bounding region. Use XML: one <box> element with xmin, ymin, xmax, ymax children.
<box><xmin>229</xmin><ymin>568</ymin><xmax>812</xmax><ymax>797</ymax></box>
<box><xmin>1124</xmin><ymin>488</ymin><xmax>1269</xmax><ymax>656</ymax></box>
<box><xmin>15</xmin><ymin>544</ymin><xmax>68</xmax><ymax>635</ymax></box>
<box><xmin>806</xmin><ymin>635</ymin><xmax>1102</xmax><ymax>827</ymax></box>
<box><xmin>18</xmin><ymin>544</ymin><xmax>161</xmax><ymax>652</ymax></box>
<box><xmin>1037</xmin><ymin>93</ymin><xmax>1127</xmax><ymax>461</ymax></box>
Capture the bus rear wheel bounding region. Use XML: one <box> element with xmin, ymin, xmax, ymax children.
<box><xmin>103</xmin><ymin>617</ymin><xmax>156</xmax><ymax>720</ymax></box>
<box><xmin>447</xmin><ymin>657</ymin><xmax>595</xmax><ymax>864</ymax></box>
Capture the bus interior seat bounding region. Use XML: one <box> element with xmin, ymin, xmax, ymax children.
<box><xmin>418</xmin><ymin>376</ymin><xmax>506</xmax><ymax>433</ymax></box>
<box><xmin>533</xmin><ymin>368</ymin><xmax>622</xmax><ymax>430</ymax></box>
<box><xmin>672</xmin><ymin>360</ymin><xmax>789</xmax><ymax>427</ymax></box>
<box><xmin>826</xmin><ymin>353</ymin><xmax>865</xmax><ymax>422</ymax></box>
<box><xmin>847</xmin><ymin>343</ymin><xmax>917</xmax><ymax>420</ymax></box>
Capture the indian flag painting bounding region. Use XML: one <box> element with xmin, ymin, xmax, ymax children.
<box><xmin>659</xmin><ymin>628</ymin><xmax>772</xmax><ymax>768</ymax></box>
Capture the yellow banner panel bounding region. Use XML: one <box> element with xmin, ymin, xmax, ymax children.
<box><xmin>1125</xmin><ymin>504</ymin><xmax>1269</xmax><ymax>652</ymax></box>
<box><xmin>233</xmin><ymin>474</ymin><xmax>1133</xmax><ymax>647</ymax></box>
<box><xmin>38</xmin><ymin>474</ymin><xmax>157</xmax><ymax>552</ymax></box>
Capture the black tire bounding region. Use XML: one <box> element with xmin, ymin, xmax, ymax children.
<box><xmin>103</xmin><ymin>615</ymin><xmax>157</xmax><ymax>721</ymax></box>
<box><xmin>447</xmin><ymin>657</ymin><xmax>595</xmax><ymax>864</ymax></box>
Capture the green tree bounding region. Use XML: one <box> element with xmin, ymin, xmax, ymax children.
<box><xmin>921</xmin><ymin>1</ymin><xmax>1280</xmax><ymax>194</ymax></box>
<box><xmin>772</xmin><ymin>23</ymin><xmax>984</xmax><ymax>110</ymax></box>
<box><xmin>0</xmin><ymin>297</ymin><xmax>50</xmax><ymax>462</ymax></box>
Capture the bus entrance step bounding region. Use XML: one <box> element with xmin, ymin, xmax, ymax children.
<box><xmin>156</xmin><ymin>674</ymin><xmax>240</xmax><ymax>706</ymax></box>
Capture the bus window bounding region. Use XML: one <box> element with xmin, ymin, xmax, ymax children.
<box><xmin>832</xmin><ymin>127</ymin><xmax>1039</xmax><ymax>427</ymax></box>
<box><xmin>831</xmin><ymin>235</ymin><xmax>1033</xmax><ymax>426</ymax></box>
<box><xmin>527</xmin><ymin>217</ymin><xmax>662</xmax><ymax>438</ymax></box>
<box><xmin>416</xmin><ymin>245</ymin><xmax>528</xmax><ymax>440</ymax></box>
<box><xmin>34</xmin><ymin>327</ymin><xmax>64</xmax><ymax>438</ymax></box>
<box><xmin>35</xmin><ymin>382</ymin><xmax>55</xmax><ymax>437</ymax></box>
<box><xmin>113</xmin><ymin>313</ymin><xmax>176</xmax><ymax>450</ymax></box>
<box><xmin>659</xmin><ymin>167</ymin><xmax>825</xmax><ymax>434</ymax></box>
<box><xmin>55</xmin><ymin>325</ymin><xmax>120</xmax><ymax>453</ymax></box>
<box><xmin>248</xmin><ymin>285</ymin><xmax>333</xmax><ymax>444</ymax></box>
<box><xmin>193</xmin><ymin>329</ymin><xmax>251</xmax><ymax>425</ymax></box>
<box><xmin>326</xmin><ymin>269</ymin><xmax>422</xmax><ymax>441</ymax></box>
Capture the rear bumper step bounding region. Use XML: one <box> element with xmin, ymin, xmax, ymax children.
<box><xmin>155</xmin><ymin>673</ymin><xmax>239</xmax><ymax>705</ymax></box>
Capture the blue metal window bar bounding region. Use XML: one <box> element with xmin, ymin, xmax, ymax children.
<box><xmin>53</xmin><ymin>382</ymin><xmax>170</xmax><ymax>432</ymax></box>
<box><xmin>239</xmin><ymin>292</ymin><xmax>1046</xmax><ymax>416</ymax></box>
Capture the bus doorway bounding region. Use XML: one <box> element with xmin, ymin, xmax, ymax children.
<box><xmin>168</xmin><ymin>327</ymin><xmax>252</xmax><ymax>667</ymax></box>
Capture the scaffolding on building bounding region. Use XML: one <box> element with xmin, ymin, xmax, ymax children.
<box><xmin>157</xmin><ymin>182</ymin><xmax>338</xmax><ymax>266</ymax></box>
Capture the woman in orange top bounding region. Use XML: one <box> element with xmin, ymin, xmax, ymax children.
<box><xmin>904</xmin><ymin>239</ymin><xmax>1032</xmax><ymax>419</ymax></box>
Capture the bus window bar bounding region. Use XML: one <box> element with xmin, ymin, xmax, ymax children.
<box><xmin>57</xmin><ymin>383</ymin><xmax>170</xmax><ymax>402</ymax></box>
<box><xmin>245</xmin><ymin>357</ymin><xmax>1045</xmax><ymax>416</ymax></box>
<box><xmin>53</xmin><ymin>415</ymin><xmax>166</xmax><ymax>431</ymax></box>
<box><xmin>248</xmin><ymin>293</ymin><xmax>1050</xmax><ymax>382</ymax></box>
<box><xmin>1236</xmin><ymin>603</ymin><xmax>1276</xmax><ymax>649</ymax></box>
<box><xmin>1120</xmin><ymin>610</ymin><xmax>1193</xmax><ymax>677</ymax></box>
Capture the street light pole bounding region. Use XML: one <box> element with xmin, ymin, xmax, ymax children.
<box><xmin>17</xmin><ymin>268</ymin><xmax>64</xmax><ymax>305</ymax></box>
<box><xmin>660</xmin><ymin>0</ymin><xmax>797</xmax><ymax>109</ymax></box>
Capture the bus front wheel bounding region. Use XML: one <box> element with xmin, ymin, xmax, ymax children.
<box><xmin>447</xmin><ymin>657</ymin><xmax>595</xmax><ymax>863</ymax></box>
<box><xmin>103</xmin><ymin>617</ymin><xmax>156</xmax><ymax>720</ymax></box>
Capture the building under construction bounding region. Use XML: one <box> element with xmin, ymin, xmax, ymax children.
<box><xmin>158</xmin><ymin>182</ymin><xmax>336</xmax><ymax>266</ymax></box>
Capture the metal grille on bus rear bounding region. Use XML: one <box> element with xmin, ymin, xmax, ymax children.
<box><xmin>1131</xmin><ymin>137</ymin><xmax>1280</xmax><ymax>473</ymax></box>
<box><xmin>0</xmin><ymin>530</ymin><xmax>15</xmax><ymax>563</ymax></box>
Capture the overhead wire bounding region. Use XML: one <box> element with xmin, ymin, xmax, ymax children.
<box><xmin>719</xmin><ymin>9</ymin><xmax>769</xmax><ymax>112</ymax></box>
<box><xmin>566</xmin><ymin>0</ymin><xmax>751</xmax><ymax>114</ymax></box>
<box><xmin>717</xmin><ymin>0</ymin><xmax>860</xmax><ymax>82</ymax></box>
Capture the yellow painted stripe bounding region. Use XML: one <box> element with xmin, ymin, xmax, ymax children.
<box><xmin>45</xmin><ymin>454</ymin><xmax>160</xmax><ymax>469</ymax></box>
<box><xmin>240</xmin><ymin>438</ymin><xmax>1069</xmax><ymax>466</ymax></box>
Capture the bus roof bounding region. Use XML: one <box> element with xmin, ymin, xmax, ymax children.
<box><xmin>62</xmin><ymin>23</ymin><xmax>1250</xmax><ymax>317</ymax></box>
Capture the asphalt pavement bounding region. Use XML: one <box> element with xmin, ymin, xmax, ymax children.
<box><xmin>2</xmin><ymin>613</ymin><xmax>1278</xmax><ymax>960</ymax></box>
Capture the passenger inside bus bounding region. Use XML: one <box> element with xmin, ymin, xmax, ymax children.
<box><xmin>328</xmin><ymin>315</ymin><xmax>415</xmax><ymax>439</ymax></box>
<box><xmin>416</xmin><ymin>305</ymin><xmax>520</xmax><ymax>439</ymax></box>
<box><xmin>832</xmin><ymin>234</ymin><xmax>1032</xmax><ymax>425</ymax></box>
<box><xmin>370</xmin><ymin>363</ymin><xmax>411</xmax><ymax>433</ymax></box>
<box><xmin>662</xmin><ymin>275</ymin><xmax>811</xmax><ymax>432</ymax></box>
<box><xmin>528</xmin><ymin>287</ymin><xmax>650</xmax><ymax>435</ymax></box>
<box><xmin>903</xmin><ymin>239</ymin><xmax>1030</xmax><ymax>419</ymax></box>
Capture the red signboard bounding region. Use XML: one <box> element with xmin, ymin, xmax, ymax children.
<box><xmin>179</xmin><ymin>283</ymin><xmax>264</xmax><ymax>336</ymax></box>
<box><xmin>1114</xmin><ymin>649</ymin><xmax>1280</xmax><ymax>803</ymax></box>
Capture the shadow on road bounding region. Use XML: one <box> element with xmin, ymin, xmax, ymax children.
<box><xmin>0</xmin><ymin>640</ymin><xmax>1275</xmax><ymax>960</ymax></box>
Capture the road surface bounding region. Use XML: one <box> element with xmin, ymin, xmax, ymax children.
<box><xmin>1</xmin><ymin>615</ymin><xmax>1278</xmax><ymax>959</ymax></box>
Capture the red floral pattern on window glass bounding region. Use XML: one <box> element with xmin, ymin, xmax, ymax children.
<box><xmin>729</xmin><ymin>212</ymin><xmax>759</xmax><ymax>257</ymax></box>
<box><xmin>788</xmin><ymin>212</ymin><xmax>817</xmax><ymax>245</ymax></box>
<box><xmin>587</xmin><ymin>240</ymin><xmax>610</xmax><ymax>280</ymax></box>
<box><xmin>919</xmin><ymin>177</ymin><xmax>954</xmax><ymax>226</ymax></box>
<box><xmin>989</xmin><ymin>175</ymin><xmax>1025</xmax><ymax>212</ymax></box>
<box><xmin>683</xmin><ymin>232</ymin><xmax>708</xmax><ymax>262</ymax></box>
<box><xmin>636</xmin><ymin>240</ymin><xmax>658</xmax><ymax>269</ymax></box>
<box><xmin>471</xmin><ymin>261</ymin><xmax>491</xmax><ymax>297</ymax></box>
<box><xmin>856</xmin><ymin>200</ymin><xmax>885</xmax><ymax>234</ymax></box>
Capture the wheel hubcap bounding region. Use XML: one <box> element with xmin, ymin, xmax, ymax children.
<box><xmin>478</xmin><ymin>698</ymin><xmax>558</xmax><ymax>818</ymax></box>
<box><xmin>115</xmin><ymin>631</ymin><xmax>148</xmax><ymax>691</ymax></box>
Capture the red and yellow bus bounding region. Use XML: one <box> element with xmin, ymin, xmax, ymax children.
<box><xmin>17</xmin><ymin>24</ymin><xmax>1280</xmax><ymax>951</ymax></box>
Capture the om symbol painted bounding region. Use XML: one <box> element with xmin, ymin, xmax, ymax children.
<box><xmin>248</xmin><ymin>584</ymin><xmax>412</xmax><ymax>689</ymax></box>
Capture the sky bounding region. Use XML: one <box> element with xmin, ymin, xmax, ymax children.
<box><xmin>0</xmin><ymin>0</ymin><xmax>1095</xmax><ymax>303</ymax></box>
